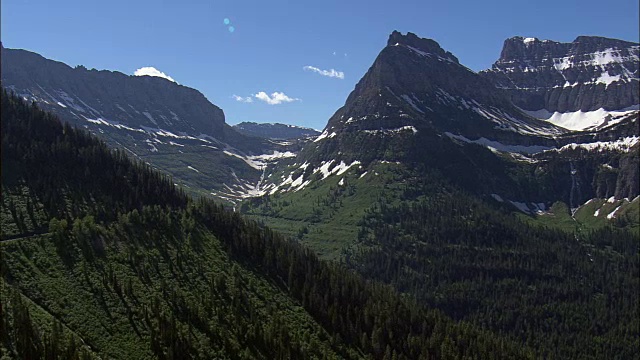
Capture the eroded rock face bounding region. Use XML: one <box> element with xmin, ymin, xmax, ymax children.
<box><xmin>1</xmin><ymin>45</ymin><xmax>226</xmax><ymax>138</ymax></box>
<box><xmin>481</xmin><ymin>36</ymin><xmax>639</xmax><ymax>112</ymax></box>
<box><xmin>320</xmin><ymin>31</ymin><xmax>561</xmax><ymax>148</ymax></box>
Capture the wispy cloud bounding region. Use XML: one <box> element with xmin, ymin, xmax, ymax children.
<box><xmin>254</xmin><ymin>91</ymin><xmax>300</xmax><ymax>105</ymax></box>
<box><xmin>303</xmin><ymin>65</ymin><xmax>344</xmax><ymax>79</ymax></box>
<box><xmin>134</xmin><ymin>67</ymin><xmax>176</xmax><ymax>83</ymax></box>
<box><xmin>232</xmin><ymin>94</ymin><xmax>253</xmax><ymax>103</ymax></box>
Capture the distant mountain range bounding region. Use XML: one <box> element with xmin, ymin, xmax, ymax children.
<box><xmin>1</xmin><ymin>32</ymin><xmax>638</xmax><ymax>206</ymax></box>
<box><xmin>255</xmin><ymin>32</ymin><xmax>638</xmax><ymax>204</ymax></box>
<box><xmin>481</xmin><ymin>36</ymin><xmax>639</xmax><ymax>117</ymax></box>
<box><xmin>2</xmin><ymin>30</ymin><xmax>638</xmax><ymax>359</ymax></box>
<box><xmin>232</xmin><ymin>122</ymin><xmax>320</xmax><ymax>140</ymax></box>
<box><xmin>1</xmin><ymin>43</ymin><xmax>287</xmax><ymax>202</ymax></box>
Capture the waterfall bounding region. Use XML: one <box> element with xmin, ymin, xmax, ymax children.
<box><xmin>569</xmin><ymin>162</ymin><xmax>581</xmax><ymax>216</ymax></box>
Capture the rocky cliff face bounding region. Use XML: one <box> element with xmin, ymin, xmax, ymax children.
<box><xmin>0</xmin><ymin>45</ymin><xmax>288</xmax><ymax>203</ymax></box>
<box><xmin>481</xmin><ymin>36</ymin><xmax>639</xmax><ymax>113</ymax></box>
<box><xmin>319</xmin><ymin>32</ymin><xmax>562</xmax><ymax>149</ymax></box>
<box><xmin>262</xmin><ymin>32</ymin><xmax>638</xmax><ymax>204</ymax></box>
<box><xmin>1</xmin><ymin>45</ymin><xmax>226</xmax><ymax>137</ymax></box>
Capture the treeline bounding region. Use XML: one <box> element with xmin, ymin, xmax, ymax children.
<box><xmin>1</xmin><ymin>89</ymin><xmax>532</xmax><ymax>358</ymax></box>
<box><xmin>1</xmin><ymin>89</ymin><xmax>188</xmax><ymax>222</ymax></box>
<box><xmin>349</xmin><ymin>189</ymin><xmax>639</xmax><ymax>359</ymax></box>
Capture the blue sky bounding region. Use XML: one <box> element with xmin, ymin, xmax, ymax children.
<box><xmin>2</xmin><ymin>0</ymin><xmax>639</xmax><ymax>130</ymax></box>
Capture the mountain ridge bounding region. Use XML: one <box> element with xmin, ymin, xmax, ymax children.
<box><xmin>481</xmin><ymin>35</ymin><xmax>639</xmax><ymax>116</ymax></box>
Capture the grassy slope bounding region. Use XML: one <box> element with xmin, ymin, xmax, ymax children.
<box><xmin>518</xmin><ymin>197</ymin><xmax>640</xmax><ymax>236</ymax></box>
<box><xmin>243</xmin><ymin>162</ymin><xmax>408</xmax><ymax>259</ymax></box>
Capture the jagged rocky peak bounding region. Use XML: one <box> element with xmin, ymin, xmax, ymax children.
<box><xmin>482</xmin><ymin>35</ymin><xmax>639</xmax><ymax>114</ymax></box>
<box><xmin>387</xmin><ymin>31</ymin><xmax>459</xmax><ymax>63</ymax></box>
<box><xmin>498</xmin><ymin>36</ymin><xmax>567</xmax><ymax>62</ymax></box>
<box><xmin>497</xmin><ymin>35</ymin><xmax>638</xmax><ymax>65</ymax></box>
<box><xmin>297</xmin><ymin>30</ymin><xmax>566</xmax><ymax>179</ymax></box>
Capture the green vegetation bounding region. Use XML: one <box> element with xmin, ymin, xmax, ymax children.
<box><xmin>243</xmin><ymin>162</ymin><xmax>412</xmax><ymax>259</ymax></box>
<box><xmin>518</xmin><ymin>198</ymin><xmax>639</xmax><ymax>235</ymax></box>
<box><xmin>243</xmin><ymin>145</ymin><xmax>640</xmax><ymax>358</ymax></box>
<box><xmin>348</xmin><ymin>186</ymin><xmax>639</xmax><ymax>359</ymax></box>
<box><xmin>1</xmin><ymin>90</ymin><xmax>535</xmax><ymax>359</ymax></box>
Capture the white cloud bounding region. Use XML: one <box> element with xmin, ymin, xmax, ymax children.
<box><xmin>253</xmin><ymin>91</ymin><xmax>300</xmax><ymax>105</ymax></box>
<box><xmin>134</xmin><ymin>66</ymin><xmax>176</xmax><ymax>83</ymax></box>
<box><xmin>303</xmin><ymin>65</ymin><xmax>344</xmax><ymax>79</ymax></box>
<box><xmin>232</xmin><ymin>94</ymin><xmax>253</xmax><ymax>103</ymax></box>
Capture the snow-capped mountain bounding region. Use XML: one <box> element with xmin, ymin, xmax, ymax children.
<box><xmin>320</xmin><ymin>31</ymin><xmax>564</xmax><ymax>144</ymax></box>
<box><xmin>2</xmin><ymin>33</ymin><xmax>637</xmax><ymax>207</ymax></box>
<box><xmin>481</xmin><ymin>36</ymin><xmax>639</xmax><ymax>131</ymax></box>
<box><xmin>255</xmin><ymin>31</ymin><xmax>638</xmax><ymax>206</ymax></box>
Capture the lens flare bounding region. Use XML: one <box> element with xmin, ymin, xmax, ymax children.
<box><xmin>228</xmin><ymin>26</ymin><xmax>235</xmax><ymax>33</ymax></box>
<box><xmin>223</xmin><ymin>18</ymin><xmax>230</xmax><ymax>25</ymax></box>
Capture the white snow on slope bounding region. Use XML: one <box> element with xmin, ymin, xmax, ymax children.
<box><xmin>223</xmin><ymin>150</ymin><xmax>263</xmax><ymax>170</ymax></box>
<box><xmin>85</xmin><ymin>117</ymin><xmax>145</xmax><ymax>133</ymax></box>
<box><xmin>595</xmin><ymin>71</ymin><xmax>621</xmax><ymax>86</ymax></box>
<box><xmin>187</xmin><ymin>166</ymin><xmax>200</xmax><ymax>173</ymax></box>
<box><xmin>247</xmin><ymin>151</ymin><xmax>296</xmax><ymax>162</ymax></box>
<box><xmin>607</xmin><ymin>205</ymin><xmax>623</xmax><ymax>219</ymax></box>
<box><xmin>314</xmin><ymin>130</ymin><xmax>337</xmax><ymax>142</ymax></box>
<box><xmin>523</xmin><ymin>106</ymin><xmax>639</xmax><ymax>131</ymax></box>
<box><xmin>445</xmin><ymin>132</ymin><xmax>552</xmax><ymax>154</ymax></box>
<box><xmin>552</xmin><ymin>47</ymin><xmax>639</xmax><ymax>71</ymax></box>
<box><xmin>362</xmin><ymin>126</ymin><xmax>418</xmax><ymax>135</ymax></box>
<box><xmin>553</xmin><ymin>136</ymin><xmax>639</xmax><ymax>153</ymax></box>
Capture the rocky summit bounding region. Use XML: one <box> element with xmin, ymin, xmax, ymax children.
<box><xmin>481</xmin><ymin>36</ymin><xmax>639</xmax><ymax>115</ymax></box>
<box><xmin>256</xmin><ymin>31</ymin><xmax>638</xmax><ymax>204</ymax></box>
<box><xmin>320</xmin><ymin>31</ymin><xmax>562</xmax><ymax>143</ymax></box>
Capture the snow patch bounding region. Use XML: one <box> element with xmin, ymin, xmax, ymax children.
<box><xmin>314</xmin><ymin>130</ymin><xmax>337</xmax><ymax>142</ymax></box>
<box><xmin>524</xmin><ymin>106</ymin><xmax>639</xmax><ymax>131</ymax></box>
<box><xmin>362</xmin><ymin>126</ymin><xmax>418</xmax><ymax>135</ymax></box>
<box><xmin>607</xmin><ymin>205</ymin><xmax>623</xmax><ymax>219</ymax></box>
<box><xmin>553</xmin><ymin>136</ymin><xmax>639</xmax><ymax>153</ymax></box>
<box><xmin>445</xmin><ymin>132</ymin><xmax>551</xmax><ymax>154</ymax></box>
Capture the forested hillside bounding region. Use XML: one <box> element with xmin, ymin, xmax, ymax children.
<box><xmin>349</xmin><ymin>185</ymin><xmax>639</xmax><ymax>359</ymax></box>
<box><xmin>244</xmin><ymin>157</ymin><xmax>640</xmax><ymax>358</ymax></box>
<box><xmin>1</xmin><ymin>90</ymin><xmax>533</xmax><ymax>359</ymax></box>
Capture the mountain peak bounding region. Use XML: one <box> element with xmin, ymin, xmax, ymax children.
<box><xmin>386</xmin><ymin>31</ymin><xmax>459</xmax><ymax>64</ymax></box>
<box><xmin>483</xmin><ymin>34</ymin><xmax>639</xmax><ymax>113</ymax></box>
